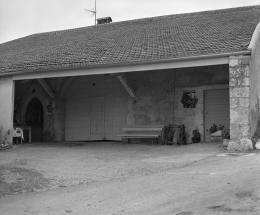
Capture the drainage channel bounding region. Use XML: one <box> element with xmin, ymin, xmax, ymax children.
<box><xmin>217</xmin><ymin>153</ymin><xmax>256</xmax><ymax>157</ymax></box>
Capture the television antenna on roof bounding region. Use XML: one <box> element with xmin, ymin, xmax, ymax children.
<box><xmin>84</xmin><ymin>0</ymin><xmax>97</xmax><ymax>25</ymax></box>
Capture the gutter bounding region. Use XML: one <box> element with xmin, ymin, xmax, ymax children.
<box><xmin>0</xmin><ymin>50</ymin><xmax>252</xmax><ymax>77</ymax></box>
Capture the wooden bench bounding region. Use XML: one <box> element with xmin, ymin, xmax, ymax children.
<box><xmin>116</xmin><ymin>125</ymin><xmax>165</xmax><ymax>144</ymax></box>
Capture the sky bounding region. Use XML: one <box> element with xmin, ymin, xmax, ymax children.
<box><xmin>0</xmin><ymin>0</ymin><xmax>260</xmax><ymax>44</ymax></box>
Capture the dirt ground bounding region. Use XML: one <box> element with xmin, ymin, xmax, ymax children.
<box><xmin>0</xmin><ymin>141</ymin><xmax>223</xmax><ymax>195</ymax></box>
<box><xmin>1</xmin><ymin>141</ymin><xmax>260</xmax><ymax>214</ymax></box>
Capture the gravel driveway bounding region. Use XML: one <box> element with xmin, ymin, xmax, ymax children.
<box><xmin>0</xmin><ymin>141</ymin><xmax>224</xmax><ymax>197</ymax></box>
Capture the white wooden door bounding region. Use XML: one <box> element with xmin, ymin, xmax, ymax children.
<box><xmin>204</xmin><ymin>89</ymin><xmax>230</xmax><ymax>142</ymax></box>
<box><xmin>90</xmin><ymin>97</ymin><xmax>104</xmax><ymax>140</ymax></box>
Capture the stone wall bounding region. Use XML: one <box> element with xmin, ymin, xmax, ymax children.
<box><xmin>15</xmin><ymin>79</ymin><xmax>65</xmax><ymax>142</ymax></box>
<box><xmin>126</xmin><ymin>65</ymin><xmax>229</xmax><ymax>142</ymax></box>
<box><xmin>228</xmin><ymin>52</ymin><xmax>260</xmax><ymax>151</ymax></box>
<box><xmin>126</xmin><ymin>84</ymin><xmax>228</xmax><ymax>143</ymax></box>
<box><xmin>229</xmin><ymin>56</ymin><xmax>251</xmax><ymax>140</ymax></box>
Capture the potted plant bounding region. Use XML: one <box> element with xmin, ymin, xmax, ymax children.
<box><xmin>192</xmin><ymin>129</ymin><xmax>201</xmax><ymax>143</ymax></box>
<box><xmin>208</xmin><ymin>124</ymin><xmax>224</xmax><ymax>142</ymax></box>
<box><xmin>181</xmin><ymin>92</ymin><xmax>198</xmax><ymax>108</ymax></box>
<box><xmin>208</xmin><ymin>124</ymin><xmax>217</xmax><ymax>134</ymax></box>
<box><xmin>0</xmin><ymin>127</ymin><xmax>11</xmax><ymax>150</ymax></box>
<box><xmin>222</xmin><ymin>128</ymin><xmax>230</xmax><ymax>146</ymax></box>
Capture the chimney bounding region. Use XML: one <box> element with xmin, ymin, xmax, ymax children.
<box><xmin>97</xmin><ymin>17</ymin><xmax>112</xmax><ymax>24</ymax></box>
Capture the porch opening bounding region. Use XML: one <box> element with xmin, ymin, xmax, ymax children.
<box><xmin>25</xmin><ymin>97</ymin><xmax>43</xmax><ymax>142</ymax></box>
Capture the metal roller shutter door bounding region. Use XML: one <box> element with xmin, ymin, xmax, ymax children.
<box><xmin>204</xmin><ymin>89</ymin><xmax>230</xmax><ymax>142</ymax></box>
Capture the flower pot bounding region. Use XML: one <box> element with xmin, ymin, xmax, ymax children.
<box><xmin>210</xmin><ymin>132</ymin><xmax>222</xmax><ymax>142</ymax></box>
<box><xmin>223</xmin><ymin>139</ymin><xmax>229</xmax><ymax>147</ymax></box>
<box><xmin>183</xmin><ymin>103</ymin><xmax>189</xmax><ymax>108</ymax></box>
<box><xmin>192</xmin><ymin>137</ymin><xmax>200</xmax><ymax>143</ymax></box>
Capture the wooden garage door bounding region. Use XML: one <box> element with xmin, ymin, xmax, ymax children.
<box><xmin>204</xmin><ymin>89</ymin><xmax>230</xmax><ymax>142</ymax></box>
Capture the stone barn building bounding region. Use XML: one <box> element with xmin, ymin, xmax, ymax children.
<box><xmin>1</xmin><ymin>5</ymin><xmax>260</xmax><ymax>150</ymax></box>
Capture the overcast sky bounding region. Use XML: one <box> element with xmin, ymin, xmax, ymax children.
<box><xmin>0</xmin><ymin>0</ymin><xmax>260</xmax><ymax>44</ymax></box>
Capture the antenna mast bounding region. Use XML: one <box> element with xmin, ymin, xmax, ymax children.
<box><xmin>84</xmin><ymin>0</ymin><xmax>97</xmax><ymax>25</ymax></box>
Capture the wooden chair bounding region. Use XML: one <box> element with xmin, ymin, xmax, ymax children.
<box><xmin>13</xmin><ymin>127</ymin><xmax>24</xmax><ymax>145</ymax></box>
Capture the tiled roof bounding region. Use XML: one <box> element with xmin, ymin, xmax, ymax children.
<box><xmin>1</xmin><ymin>5</ymin><xmax>260</xmax><ymax>73</ymax></box>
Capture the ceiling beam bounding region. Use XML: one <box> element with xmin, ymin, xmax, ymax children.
<box><xmin>117</xmin><ymin>74</ymin><xmax>136</xmax><ymax>98</ymax></box>
<box><xmin>37</xmin><ymin>79</ymin><xmax>55</xmax><ymax>99</ymax></box>
<box><xmin>20</xmin><ymin>80</ymin><xmax>31</xmax><ymax>84</ymax></box>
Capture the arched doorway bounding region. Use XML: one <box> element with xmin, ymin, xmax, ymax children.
<box><xmin>25</xmin><ymin>97</ymin><xmax>43</xmax><ymax>142</ymax></box>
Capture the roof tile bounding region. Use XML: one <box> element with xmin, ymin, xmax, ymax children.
<box><xmin>1</xmin><ymin>5</ymin><xmax>260</xmax><ymax>73</ymax></box>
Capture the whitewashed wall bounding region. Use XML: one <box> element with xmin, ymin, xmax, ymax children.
<box><xmin>0</xmin><ymin>76</ymin><xmax>14</xmax><ymax>143</ymax></box>
<box><xmin>65</xmin><ymin>75</ymin><xmax>128</xmax><ymax>141</ymax></box>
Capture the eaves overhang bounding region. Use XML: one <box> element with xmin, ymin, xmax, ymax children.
<box><xmin>0</xmin><ymin>50</ymin><xmax>251</xmax><ymax>80</ymax></box>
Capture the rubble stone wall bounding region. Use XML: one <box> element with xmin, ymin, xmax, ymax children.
<box><xmin>229</xmin><ymin>56</ymin><xmax>251</xmax><ymax>140</ymax></box>
<box><xmin>228</xmin><ymin>48</ymin><xmax>260</xmax><ymax>151</ymax></box>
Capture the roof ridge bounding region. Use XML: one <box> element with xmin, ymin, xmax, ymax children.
<box><xmin>118</xmin><ymin>4</ymin><xmax>260</xmax><ymax>23</ymax></box>
<box><xmin>23</xmin><ymin>4</ymin><xmax>260</xmax><ymax>38</ymax></box>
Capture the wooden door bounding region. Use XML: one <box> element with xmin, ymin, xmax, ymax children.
<box><xmin>204</xmin><ymin>89</ymin><xmax>230</xmax><ymax>142</ymax></box>
<box><xmin>90</xmin><ymin>97</ymin><xmax>104</xmax><ymax>140</ymax></box>
<box><xmin>25</xmin><ymin>98</ymin><xmax>43</xmax><ymax>142</ymax></box>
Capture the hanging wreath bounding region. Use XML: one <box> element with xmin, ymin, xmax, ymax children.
<box><xmin>181</xmin><ymin>92</ymin><xmax>198</xmax><ymax>108</ymax></box>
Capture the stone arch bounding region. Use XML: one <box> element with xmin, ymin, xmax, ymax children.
<box><xmin>25</xmin><ymin>97</ymin><xmax>44</xmax><ymax>122</ymax></box>
<box><xmin>56</xmin><ymin>76</ymin><xmax>78</xmax><ymax>99</ymax></box>
<box><xmin>20</xmin><ymin>94</ymin><xmax>48</xmax><ymax>126</ymax></box>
